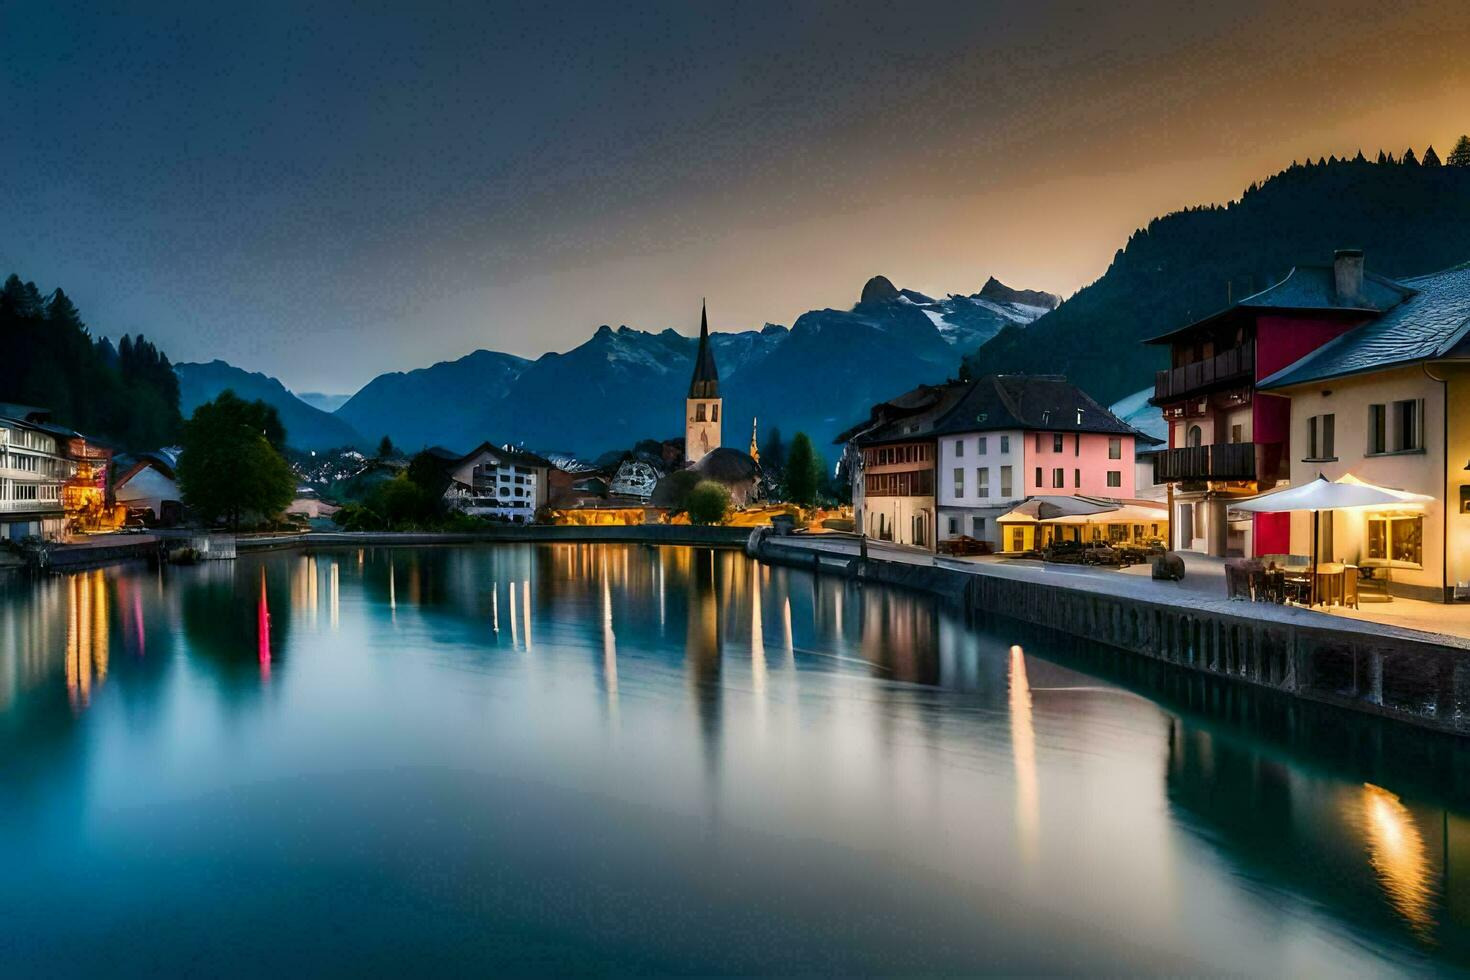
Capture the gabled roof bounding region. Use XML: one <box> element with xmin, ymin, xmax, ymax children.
<box><xmin>431</xmin><ymin>442</ymin><xmax>553</xmax><ymax>468</ymax></box>
<box><xmin>838</xmin><ymin>381</ymin><xmax>970</xmax><ymax>446</ymax></box>
<box><xmin>1145</xmin><ymin>264</ymin><xmax>1416</xmax><ymax>345</ymax></box>
<box><xmin>930</xmin><ymin>375</ymin><xmax>1156</xmax><ymax>441</ymax></box>
<box><xmin>1259</xmin><ymin>262</ymin><xmax>1470</xmax><ymax>389</ymax></box>
<box><xmin>687</xmin><ymin>302</ymin><xmax>720</xmax><ymax>399</ymax></box>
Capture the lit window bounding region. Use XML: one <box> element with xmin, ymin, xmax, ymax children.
<box><xmin>1000</xmin><ymin>465</ymin><xmax>1013</xmax><ymax>497</ymax></box>
<box><xmin>1368</xmin><ymin>514</ymin><xmax>1423</xmax><ymax>566</ymax></box>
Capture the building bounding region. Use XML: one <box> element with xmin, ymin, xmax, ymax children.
<box><xmin>685</xmin><ymin>302</ymin><xmax>722</xmax><ymax>465</ymax></box>
<box><xmin>1146</xmin><ymin>249</ymin><xmax>1414</xmax><ymax>557</ymax></box>
<box><xmin>933</xmin><ymin>375</ymin><xmax>1157</xmax><ymax>551</ymax></box>
<box><xmin>1257</xmin><ymin>260</ymin><xmax>1470</xmax><ymax>601</ymax></box>
<box><xmin>837</xmin><ymin>381</ymin><xmax>969</xmax><ymax>548</ymax></box>
<box><xmin>429</xmin><ymin>443</ymin><xmax>552</xmax><ymax>522</ymax></box>
<box><xmin>112</xmin><ymin>449</ymin><xmax>181</xmax><ymax>524</ymax></box>
<box><xmin>0</xmin><ymin>405</ymin><xmax>76</xmax><ymax>541</ymax></box>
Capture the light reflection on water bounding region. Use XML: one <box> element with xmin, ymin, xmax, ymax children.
<box><xmin>0</xmin><ymin>543</ymin><xmax>1466</xmax><ymax>975</ymax></box>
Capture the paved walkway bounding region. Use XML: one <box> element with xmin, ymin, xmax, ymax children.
<box><xmin>768</xmin><ymin>535</ymin><xmax>1470</xmax><ymax>650</ymax></box>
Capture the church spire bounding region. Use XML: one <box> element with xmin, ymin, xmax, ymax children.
<box><xmin>688</xmin><ymin>299</ymin><xmax>720</xmax><ymax>399</ymax></box>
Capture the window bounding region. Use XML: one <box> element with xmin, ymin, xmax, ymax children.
<box><xmin>1035</xmin><ymin>433</ymin><xmax>1042</xmax><ymax>453</ymax></box>
<box><xmin>1000</xmin><ymin>435</ymin><xmax>1010</xmax><ymax>453</ymax></box>
<box><xmin>1035</xmin><ymin>466</ymin><xmax>1043</xmax><ymax>488</ymax></box>
<box><xmin>1368</xmin><ymin>404</ymin><xmax>1387</xmax><ymax>454</ymax></box>
<box><xmin>971</xmin><ymin>516</ymin><xmax>985</xmax><ymax>536</ymax></box>
<box><xmin>1230</xmin><ymin>424</ymin><xmax>1243</xmax><ymax>444</ymax></box>
<box><xmin>954</xmin><ymin>439</ymin><xmax>964</xmax><ymax>458</ymax></box>
<box><xmin>1106</xmin><ymin>470</ymin><xmax>1122</xmax><ymax>488</ymax></box>
<box><xmin>953</xmin><ymin>467</ymin><xmax>964</xmax><ymax>497</ymax></box>
<box><xmin>1108</xmin><ymin>437</ymin><xmax>1122</xmax><ymax>460</ymax></box>
<box><xmin>1185</xmin><ymin>425</ymin><xmax>1203</xmax><ymax>448</ymax></box>
<box><xmin>696</xmin><ymin>404</ymin><xmax>706</xmax><ymax>422</ymax></box>
<box><xmin>1074</xmin><ymin>468</ymin><xmax>1081</xmax><ymax>489</ymax></box>
<box><xmin>1000</xmin><ymin>465</ymin><xmax>1013</xmax><ymax>497</ymax></box>
<box><xmin>712</xmin><ymin>404</ymin><xmax>719</xmax><ymax>422</ymax></box>
<box><xmin>1053</xmin><ymin>434</ymin><xmax>1064</xmax><ymax>453</ymax></box>
<box><xmin>978</xmin><ymin>436</ymin><xmax>988</xmax><ymax>454</ymax></box>
<box><xmin>1368</xmin><ymin>514</ymin><xmax>1423</xmax><ymax>566</ymax></box>
<box><xmin>977</xmin><ymin>467</ymin><xmax>989</xmax><ymax>497</ymax></box>
<box><xmin>1052</xmin><ymin>467</ymin><xmax>1064</xmax><ymax>489</ymax></box>
<box><xmin>948</xmin><ymin>517</ymin><xmax>959</xmax><ymax>535</ymax></box>
<box><xmin>1394</xmin><ymin>399</ymin><xmax>1421</xmax><ymax>452</ymax></box>
<box><xmin>1306</xmin><ymin>413</ymin><xmax>1336</xmax><ymax>460</ymax></box>
<box><xmin>1074</xmin><ymin>434</ymin><xmax>1081</xmax><ymax>456</ymax></box>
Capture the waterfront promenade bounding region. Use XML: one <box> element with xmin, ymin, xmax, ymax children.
<box><xmin>753</xmin><ymin>531</ymin><xmax>1470</xmax><ymax>735</ymax></box>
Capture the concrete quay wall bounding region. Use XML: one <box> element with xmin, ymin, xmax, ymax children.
<box><xmin>750</xmin><ymin>532</ymin><xmax>1470</xmax><ymax>737</ymax></box>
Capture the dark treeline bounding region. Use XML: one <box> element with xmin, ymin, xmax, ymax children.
<box><xmin>967</xmin><ymin>138</ymin><xmax>1470</xmax><ymax>406</ymax></box>
<box><xmin>0</xmin><ymin>273</ymin><xmax>182</xmax><ymax>449</ymax></box>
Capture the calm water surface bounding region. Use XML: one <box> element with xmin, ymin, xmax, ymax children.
<box><xmin>1</xmin><ymin>544</ymin><xmax>1467</xmax><ymax>975</ymax></box>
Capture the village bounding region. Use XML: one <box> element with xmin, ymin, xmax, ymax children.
<box><xmin>7</xmin><ymin>249</ymin><xmax>1470</xmax><ymax>641</ymax></box>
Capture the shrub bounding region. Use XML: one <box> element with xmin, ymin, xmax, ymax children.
<box><xmin>686</xmin><ymin>480</ymin><xmax>732</xmax><ymax>525</ymax></box>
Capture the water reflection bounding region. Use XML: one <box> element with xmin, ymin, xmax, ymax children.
<box><xmin>0</xmin><ymin>545</ymin><xmax>1466</xmax><ymax>973</ymax></box>
<box><xmin>1008</xmin><ymin>644</ymin><xmax>1040</xmax><ymax>866</ymax></box>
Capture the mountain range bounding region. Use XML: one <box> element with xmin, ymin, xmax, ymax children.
<box><xmin>177</xmin><ymin>276</ymin><xmax>1057</xmax><ymax>456</ymax></box>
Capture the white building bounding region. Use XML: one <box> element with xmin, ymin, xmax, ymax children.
<box><xmin>434</xmin><ymin>442</ymin><xmax>552</xmax><ymax>522</ymax></box>
<box><xmin>112</xmin><ymin>449</ymin><xmax>181</xmax><ymax>523</ymax></box>
<box><xmin>935</xmin><ymin>429</ymin><xmax>1023</xmax><ymax>545</ymax></box>
<box><xmin>0</xmin><ymin>406</ymin><xmax>77</xmax><ymax>542</ymax></box>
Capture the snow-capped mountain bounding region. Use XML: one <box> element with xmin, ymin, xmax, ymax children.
<box><xmin>308</xmin><ymin>273</ymin><xmax>1057</xmax><ymax>457</ymax></box>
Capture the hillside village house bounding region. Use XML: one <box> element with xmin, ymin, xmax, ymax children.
<box><xmin>428</xmin><ymin>442</ymin><xmax>552</xmax><ymax>522</ymax></box>
<box><xmin>840</xmin><ymin>375</ymin><xmax>1159</xmax><ymax>552</ymax></box>
<box><xmin>112</xmin><ymin>449</ymin><xmax>181</xmax><ymax>524</ymax></box>
<box><xmin>0</xmin><ymin>405</ymin><xmax>77</xmax><ymax>541</ymax></box>
<box><xmin>1147</xmin><ymin>249</ymin><xmax>1415</xmax><ymax>558</ymax></box>
<box><xmin>1256</xmin><ymin>260</ymin><xmax>1470</xmax><ymax>602</ymax></box>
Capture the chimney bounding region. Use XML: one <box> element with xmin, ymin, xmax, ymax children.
<box><xmin>1334</xmin><ymin>249</ymin><xmax>1364</xmax><ymax>305</ymax></box>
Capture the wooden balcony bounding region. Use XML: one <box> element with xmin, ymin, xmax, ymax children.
<box><xmin>1153</xmin><ymin>340</ymin><xmax>1255</xmax><ymax>403</ymax></box>
<box><xmin>1152</xmin><ymin>441</ymin><xmax>1283</xmax><ymax>484</ymax></box>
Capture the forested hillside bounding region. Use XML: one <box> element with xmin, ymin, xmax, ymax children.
<box><xmin>0</xmin><ymin>273</ymin><xmax>181</xmax><ymax>449</ymax></box>
<box><xmin>965</xmin><ymin>144</ymin><xmax>1470</xmax><ymax>405</ymax></box>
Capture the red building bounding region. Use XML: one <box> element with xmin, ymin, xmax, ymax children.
<box><xmin>1146</xmin><ymin>249</ymin><xmax>1414</xmax><ymax>557</ymax></box>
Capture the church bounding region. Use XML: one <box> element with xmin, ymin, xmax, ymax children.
<box><xmin>679</xmin><ymin>303</ymin><xmax>762</xmax><ymax>507</ymax></box>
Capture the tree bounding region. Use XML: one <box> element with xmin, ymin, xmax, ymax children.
<box><xmin>1449</xmin><ymin>136</ymin><xmax>1470</xmax><ymax>167</ymax></box>
<box><xmin>177</xmin><ymin>391</ymin><xmax>296</xmax><ymax>528</ymax></box>
<box><xmin>686</xmin><ymin>480</ymin><xmax>731</xmax><ymax>525</ymax></box>
<box><xmin>377</xmin><ymin>435</ymin><xmax>395</xmax><ymax>458</ymax></box>
<box><xmin>760</xmin><ymin>425</ymin><xmax>786</xmax><ymax>475</ymax></box>
<box><xmin>655</xmin><ymin>468</ymin><xmax>701</xmax><ymax>515</ymax></box>
<box><xmin>1423</xmin><ymin>145</ymin><xmax>1442</xmax><ymax>167</ymax></box>
<box><xmin>784</xmin><ymin>432</ymin><xmax>821</xmax><ymax>507</ymax></box>
<box><xmin>1403</xmin><ymin>147</ymin><xmax>1419</xmax><ymax>166</ymax></box>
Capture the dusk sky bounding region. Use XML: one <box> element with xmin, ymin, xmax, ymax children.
<box><xmin>5</xmin><ymin>0</ymin><xmax>1470</xmax><ymax>395</ymax></box>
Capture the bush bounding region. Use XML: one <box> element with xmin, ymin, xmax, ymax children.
<box><xmin>686</xmin><ymin>480</ymin><xmax>732</xmax><ymax>525</ymax></box>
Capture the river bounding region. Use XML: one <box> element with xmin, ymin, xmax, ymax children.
<box><xmin>0</xmin><ymin>544</ymin><xmax>1466</xmax><ymax>974</ymax></box>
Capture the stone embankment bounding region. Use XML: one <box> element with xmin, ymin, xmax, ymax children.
<box><xmin>748</xmin><ymin>529</ymin><xmax>1470</xmax><ymax>737</ymax></box>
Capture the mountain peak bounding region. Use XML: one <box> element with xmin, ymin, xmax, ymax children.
<box><xmin>859</xmin><ymin>275</ymin><xmax>900</xmax><ymax>305</ymax></box>
<box><xmin>977</xmin><ymin>277</ymin><xmax>1061</xmax><ymax>310</ymax></box>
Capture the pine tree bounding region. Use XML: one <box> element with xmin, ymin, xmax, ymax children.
<box><xmin>1376</xmin><ymin>149</ymin><xmax>1388</xmax><ymax>164</ymax></box>
<box><xmin>1403</xmin><ymin>147</ymin><xmax>1419</xmax><ymax>166</ymax></box>
<box><xmin>1353</xmin><ymin>149</ymin><xmax>1366</xmax><ymax>163</ymax></box>
<box><xmin>377</xmin><ymin>435</ymin><xmax>395</xmax><ymax>458</ymax></box>
<box><xmin>1449</xmin><ymin>135</ymin><xmax>1470</xmax><ymax>167</ymax></box>
<box><xmin>784</xmin><ymin>432</ymin><xmax>820</xmax><ymax>508</ymax></box>
<box><xmin>1423</xmin><ymin>145</ymin><xmax>1442</xmax><ymax>167</ymax></box>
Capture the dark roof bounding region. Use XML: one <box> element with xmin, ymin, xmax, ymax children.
<box><xmin>1259</xmin><ymin>262</ymin><xmax>1470</xmax><ymax>389</ymax></box>
<box><xmin>435</xmin><ymin>442</ymin><xmax>553</xmax><ymax>468</ymax></box>
<box><xmin>0</xmin><ymin>402</ymin><xmax>51</xmax><ymax>423</ymax></box>
<box><xmin>835</xmin><ymin>381</ymin><xmax>969</xmax><ymax>445</ymax></box>
<box><xmin>928</xmin><ymin>375</ymin><xmax>1146</xmax><ymax>439</ymax></box>
<box><xmin>687</xmin><ymin>302</ymin><xmax>719</xmax><ymax>399</ymax></box>
<box><xmin>693</xmin><ymin>447</ymin><xmax>759</xmax><ymax>483</ymax></box>
<box><xmin>1145</xmin><ymin>264</ymin><xmax>1417</xmax><ymax>345</ymax></box>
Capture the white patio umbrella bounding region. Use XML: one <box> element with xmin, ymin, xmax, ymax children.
<box><xmin>1232</xmin><ymin>475</ymin><xmax>1432</xmax><ymax>592</ymax></box>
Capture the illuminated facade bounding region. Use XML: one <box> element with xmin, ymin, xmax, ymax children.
<box><xmin>0</xmin><ymin>406</ymin><xmax>78</xmax><ymax>541</ymax></box>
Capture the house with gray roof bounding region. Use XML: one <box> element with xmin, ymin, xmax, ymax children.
<box><xmin>1255</xmin><ymin>260</ymin><xmax>1470</xmax><ymax>601</ymax></box>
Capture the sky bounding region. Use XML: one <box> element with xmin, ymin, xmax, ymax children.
<box><xmin>4</xmin><ymin>1</ymin><xmax>1470</xmax><ymax>396</ymax></box>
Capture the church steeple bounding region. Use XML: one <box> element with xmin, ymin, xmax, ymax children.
<box><xmin>684</xmin><ymin>300</ymin><xmax>722</xmax><ymax>465</ymax></box>
<box><xmin>688</xmin><ymin>300</ymin><xmax>720</xmax><ymax>399</ymax></box>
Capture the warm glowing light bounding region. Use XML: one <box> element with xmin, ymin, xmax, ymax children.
<box><xmin>509</xmin><ymin>580</ymin><xmax>519</xmax><ymax>646</ymax></box>
<box><xmin>522</xmin><ymin>578</ymin><xmax>532</xmax><ymax>651</ymax></box>
<box><xmin>1358</xmin><ymin>783</ymin><xmax>1437</xmax><ymax>938</ymax></box>
<box><xmin>330</xmin><ymin>561</ymin><xmax>339</xmax><ymax>630</ymax></box>
<box><xmin>1008</xmin><ymin>644</ymin><xmax>1039</xmax><ymax>866</ymax></box>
